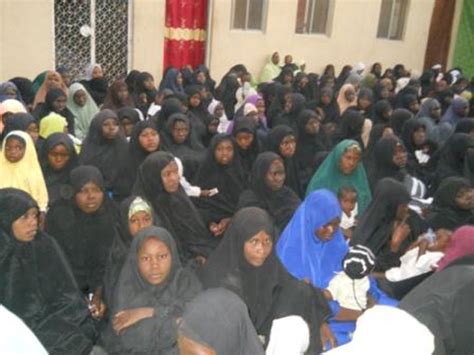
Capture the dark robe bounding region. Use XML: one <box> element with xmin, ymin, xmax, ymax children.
<box><xmin>0</xmin><ymin>188</ymin><xmax>96</xmax><ymax>354</ymax></box>
<box><xmin>32</xmin><ymin>88</ymin><xmax>75</xmax><ymax>135</ymax></box>
<box><xmin>272</xmin><ymin>93</ymin><xmax>306</xmax><ymax>132</ymax></box>
<box><xmin>232</xmin><ymin>117</ymin><xmax>261</xmax><ymax>181</ymax></box>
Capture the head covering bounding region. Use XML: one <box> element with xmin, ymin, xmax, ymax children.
<box><xmin>80</xmin><ymin>64</ymin><xmax>108</xmax><ymax>106</ymax></box>
<box><xmin>238</xmin><ymin>152</ymin><xmax>301</xmax><ymax>231</ymax></box>
<box><xmin>373</xmin><ymin>100</ymin><xmax>392</xmax><ymax>124</ymax></box>
<box><xmin>108</xmin><ymin>226</ymin><xmax>202</xmax><ymax>353</ymax></box>
<box><xmin>389</xmin><ymin>108</ymin><xmax>413</xmax><ymax>136</ymax></box>
<box><xmin>179</xmin><ymin>288</ymin><xmax>264</xmax><ymax>355</ymax></box>
<box><xmin>34</xmin><ymin>88</ymin><xmax>75</xmax><ymax>134</ymax></box>
<box><xmin>0</xmin><ymin>131</ymin><xmax>48</xmax><ymax>211</ymax></box>
<box><xmin>133</xmin><ymin>151</ymin><xmax>217</xmax><ymax>260</ymax></box>
<box><xmin>436</xmin><ymin>226</ymin><xmax>474</xmax><ymax>272</ymax></box>
<box><xmin>127</xmin><ymin>119</ymin><xmax>161</xmax><ymax>178</ymax></box>
<box><xmin>2</xmin><ymin>112</ymin><xmax>35</xmax><ymax>139</ymax></box>
<box><xmin>272</xmin><ymin>93</ymin><xmax>306</xmax><ymax>130</ymax></box>
<box><xmin>343</xmin><ymin>245</ymin><xmax>376</xmax><ymax>280</ymax></box>
<box><xmin>0</xmin><ymin>81</ymin><xmax>22</xmax><ymax>102</ymax></box>
<box><xmin>368</xmin><ymin>136</ymin><xmax>407</xmax><ymax>188</ymax></box>
<box><xmin>0</xmin><ymin>188</ymin><xmax>96</xmax><ymax>354</ymax></box>
<box><xmin>336</xmin><ymin>84</ymin><xmax>357</xmax><ymax>116</ymax></box>
<box><xmin>232</xmin><ymin>117</ymin><xmax>261</xmax><ymax>177</ymax></box>
<box><xmin>434</xmin><ymin>133</ymin><xmax>473</xmax><ymax>186</ymax></box>
<box><xmin>277</xmin><ymin>189</ymin><xmax>347</xmax><ymax>288</ymax></box>
<box><xmin>306</xmin><ymin>139</ymin><xmax>371</xmax><ymax>213</ymax></box>
<box><xmin>39</xmin><ymin>112</ymin><xmax>67</xmax><ymax>139</ymax></box>
<box><xmin>67</xmin><ymin>82</ymin><xmax>99</xmax><ymax>140</ymax></box>
<box><xmin>1</xmin><ymin>99</ymin><xmax>27</xmax><ymax>114</ymax></box>
<box><xmin>39</xmin><ymin>132</ymin><xmax>78</xmax><ymax>205</ymax></box>
<box><xmin>441</xmin><ymin>96</ymin><xmax>469</xmax><ymax>126</ymax></box>
<box><xmin>325</xmin><ymin>306</ymin><xmax>434</xmax><ymax>355</ymax></box>
<box><xmin>32</xmin><ymin>71</ymin><xmax>68</xmax><ymax>109</ymax></box>
<box><xmin>400</xmin><ymin>118</ymin><xmax>425</xmax><ymax>154</ymax></box>
<box><xmin>159</xmin><ymin>68</ymin><xmax>184</xmax><ymax>93</ymax></box>
<box><xmin>351</xmin><ymin>178</ymin><xmax>410</xmax><ymax>255</ymax></box>
<box><xmin>426</xmin><ymin>177</ymin><xmax>473</xmax><ymax>231</ymax></box>
<box><xmin>260</xmin><ymin>52</ymin><xmax>282</xmax><ymax>83</ymax></box>
<box><xmin>9</xmin><ymin>77</ymin><xmax>34</xmax><ymax>105</ymax></box>
<box><xmin>102</xmin><ymin>80</ymin><xmax>134</xmax><ymax>111</ymax></box>
<box><xmin>79</xmin><ymin>109</ymin><xmax>130</xmax><ymax>199</ymax></box>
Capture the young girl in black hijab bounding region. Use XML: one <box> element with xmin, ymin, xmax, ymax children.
<box><xmin>103</xmin><ymin>226</ymin><xmax>201</xmax><ymax>354</ymax></box>
<box><xmin>199</xmin><ymin>207</ymin><xmax>332</xmax><ymax>354</ymax></box>
<box><xmin>192</xmin><ymin>134</ymin><xmax>247</xmax><ymax>237</ymax></box>
<box><xmin>117</xmin><ymin>106</ymin><xmax>141</xmax><ymax>139</ymax></box>
<box><xmin>266</xmin><ymin>125</ymin><xmax>304</xmax><ymax>197</ymax></box>
<box><xmin>232</xmin><ymin>117</ymin><xmax>261</xmax><ymax>180</ymax></box>
<box><xmin>238</xmin><ymin>152</ymin><xmax>301</xmax><ymax>231</ymax></box>
<box><xmin>39</xmin><ymin>132</ymin><xmax>78</xmax><ymax>206</ymax></box>
<box><xmin>79</xmin><ymin>109</ymin><xmax>132</xmax><ymax>201</ymax></box>
<box><xmin>273</xmin><ymin>93</ymin><xmax>306</xmax><ymax>131</ymax></box>
<box><xmin>32</xmin><ymin>88</ymin><xmax>75</xmax><ymax>134</ymax></box>
<box><xmin>133</xmin><ymin>151</ymin><xmax>218</xmax><ymax>263</ymax></box>
<box><xmin>45</xmin><ymin>166</ymin><xmax>120</xmax><ymax>321</ymax></box>
<box><xmin>0</xmin><ymin>188</ymin><xmax>96</xmax><ymax>353</ymax></box>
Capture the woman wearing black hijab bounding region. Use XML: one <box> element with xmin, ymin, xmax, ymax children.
<box><xmin>266</xmin><ymin>125</ymin><xmax>304</xmax><ymax>197</ymax></box>
<box><xmin>80</xmin><ymin>65</ymin><xmax>108</xmax><ymax>106</ymax></box>
<box><xmin>433</xmin><ymin>133</ymin><xmax>474</xmax><ymax>192</ymax></box>
<box><xmin>351</xmin><ymin>178</ymin><xmax>422</xmax><ymax>272</ymax></box>
<box><xmin>272</xmin><ymin>93</ymin><xmax>306</xmax><ymax>131</ymax></box>
<box><xmin>45</xmin><ymin>166</ymin><xmax>120</xmax><ymax>320</ymax></box>
<box><xmin>185</xmin><ymin>84</ymin><xmax>210</xmax><ymax>145</ymax></box>
<box><xmin>0</xmin><ymin>188</ymin><xmax>96</xmax><ymax>354</ymax></box>
<box><xmin>267</xmin><ymin>83</ymin><xmax>292</xmax><ymax>125</ymax></box>
<box><xmin>232</xmin><ymin>117</ymin><xmax>261</xmax><ymax>180</ymax></box>
<box><xmin>117</xmin><ymin>106</ymin><xmax>141</xmax><ymax>139</ymax></box>
<box><xmin>389</xmin><ymin>108</ymin><xmax>413</xmax><ymax>137</ymax></box>
<box><xmin>132</xmin><ymin>72</ymin><xmax>156</xmax><ymax>116</ymax></box>
<box><xmin>151</xmin><ymin>96</ymin><xmax>183</xmax><ymax>135</ymax></box>
<box><xmin>238</xmin><ymin>152</ymin><xmax>301</xmax><ymax>231</ymax></box>
<box><xmin>103</xmin><ymin>226</ymin><xmax>202</xmax><ymax>354</ymax></box>
<box><xmin>133</xmin><ymin>151</ymin><xmax>218</xmax><ymax>263</ymax></box>
<box><xmin>40</xmin><ymin>132</ymin><xmax>78</xmax><ymax>206</ymax></box>
<box><xmin>426</xmin><ymin>177</ymin><xmax>474</xmax><ymax>231</ymax></box>
<box><xmin>79</xmin><ymin>109</ymin><xmax>132</xmax><ymax>201</ymax></box>
<box><xmin>192</xmin><ymin>134</ymin><xmax>247</xmax><ymax>236</ymax></box>
<box><xmin>199</xmin><ymin>207</ymin><xmax>332</xmax><ymax>354</ymax></box>
<box><xmin>332</xmin><ymin>108</ymin><xmax>366</xmax><ymax>149</ymax></box>
<box><xmin>373</xmin><ymin>99</ymin><xmax>393</xmax><ymax>124</ymax></box>
<box><xmin>164</xmin><ymin>113</ymin><xmax>205</xmax><ymax>180</ymax></box>
<box><xmin>32</xmin><ymin>88</ymin><xmax>75</xmax><ymax>134</ymax></box>
<box><xmin>215</xmin><ymin>64</ymin><xmax>247</xmax><ymax>120</ymax></box>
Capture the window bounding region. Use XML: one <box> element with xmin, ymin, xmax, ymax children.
<box><xmin>232</xmin><ymin>0</ymin><xmax>267</xmax><ymax>31</ymax></box>
<box><xmin>295</xmin><ymin>0</ymin><xmax>331</xmax><ymax>34</ymax></box>
<box><xmin>377</xmin><ymin>0</ymin><xmax>409</xmax><ymax>40</ymax></box>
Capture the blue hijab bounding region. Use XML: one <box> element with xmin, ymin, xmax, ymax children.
<box><xmin>276</xmin><ymin>189</ymin><xmax>348</xmax><ymax>288</ymax></box>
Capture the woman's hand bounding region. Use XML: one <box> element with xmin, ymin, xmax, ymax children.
<box><xmin>90</xmin><ymin>289</ymin><xmax>107</xmax><ymax>320</ymax></box>
<box><xmin>113</xmin><ymin>308</ymin><xmax>154</xmax><ymax>334</ymax></box>
<box><xmin>390</xmin><ymin>222</ymin><xmax>411</xmax><ymax>252</ymax></box>
<box><xmin>320</xmin><ymin>322</ymin><xmax>337</xmax><ymax>352</ymax></box>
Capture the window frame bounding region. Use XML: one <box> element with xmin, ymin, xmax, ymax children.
<box><xmin>294</xmin><ymin>0</ymin><xmax>333</xmax><ymax>37</ymax></box>
<box><xmin>376</xmin><ymin>0</ymin><xmax>410</xmax><ymax>41</ymax></box>
<box><xmin>230</xmin><ymin>0</ymin><xmax>268</xmax><ymax>32</ymax></box>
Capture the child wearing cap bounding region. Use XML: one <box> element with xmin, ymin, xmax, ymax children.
<box><xmin>323</xmin><ymin>245</ymin><xmax>376</xmax><ymax>311</ymax></box>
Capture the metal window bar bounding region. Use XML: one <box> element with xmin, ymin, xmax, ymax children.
<box><xmin>308</xmin><ymin>0</ymin><xmax>316</xmax><ymax>34</ymax></box>
<box><xmin>245</xmin><ymin>0</ymin><xmax>250</xmax><ymax>30</ymax></box>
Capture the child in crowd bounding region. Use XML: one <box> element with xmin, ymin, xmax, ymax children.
<box><xmin>338</xmin><ymin>186</ymin><xmax>358</xmax><ymax>241</ymax></box>
<box><xmin>324</xmin><ymin>245</ymin><xmax>376</xmax><ymax>311</ymax></box>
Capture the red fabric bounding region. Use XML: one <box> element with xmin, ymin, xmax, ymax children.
<box><xmin>163</xmin><ymin>0</ymin><xmax>208</xmax><ymax>71</ymax></box>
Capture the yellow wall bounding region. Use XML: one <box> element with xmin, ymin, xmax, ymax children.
<box><xmin>0</xmin><ymin>0</ymin><xmax>54</xmax><ymax>80</ymax></box>
<box><xmin>207</xmin><ymin>0</ymin><xmax>436</xmax><ymax>81</ymax></box>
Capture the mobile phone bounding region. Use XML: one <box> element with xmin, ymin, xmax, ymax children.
<box><xmin>208</xmin><ymin>188</ymin><xmax>219</xmax><ymax>196</ymax></box>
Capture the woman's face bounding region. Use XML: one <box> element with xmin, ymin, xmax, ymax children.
<box><xmin>143</xmin><ymin>78</ymin><xmax>155</xmax><ymax>91</ymax></box>
<box><xmin>128</xmin><ymin>211</ymin><xmax>153</xmax><ymax>238</ymax></box>
<box><xmin>176</xmin><ymin>72</ymin><xmax>184</xmax><ymax>86</ymax></box>
<box><xmin>382</xmin><ymin>127</ymin><xmax>394</xmax><ymax>138</ymax></box>
<box><xmin>189</xmin><ymin>94</ymin><xmax>201</xmax><ymax>108</ymax></box>
<box><xmin>121</xmin><ymin>118</ymin><xmax>134</xmax><ymax>137</ymax></box>
<box><xmin>339</xmin><ymin>148</ymin><xmax>361</xmax><ymax>175</ymax></box>
<box><xmin>315</xmin><ymin>217</ymin><xmax>340</xmax><ymax>242</ymax></box>
<box><xmin>73</xmin><ymin>90</ymin><xmax>87</xmax><ymax>107</ymax></box>
<box><xmin>358</xmin><ymin>97</ymin><xmax>371</xmax><ymax>110</ymax></box>
<box><xmin>243</xmin><ymin>230</ymin><xmax>273</xmax><ymax>267</ymax></box>
<box><xmin>139</xmin><ymin>127</ymin><xmax>160</xmax><ymax>153</ymax></box>
<box><xmin>92</xmin><ymin>66</ymin><xmax>103</xmax><ymax>79</ymax></box>
<box><xmin>102</xmin><ymin>118</ymin><xmax>120</xmax><ymax>140</ymax></box>
<box><xmin>412</xmin><ymin>127</ymin><xmax>426</xmax><ymax>146</ymax></box>
<box><xmin>161</xmin><ymin>161</ymin><xmax>180</xmax><ymax>193</ymax></box>
<box><xmin>279</xmin><ymin>134</ymin><xmax>296</xmax><ymax>158</ymax></box>
<box><xmin>256</xmin><ymin>99</ymin><xmax>265</xmax><ymax>114</ymax></box>
<box><xmin>5</xmin><ymin>137</ymin><xmax>26</xmax><ymax>163</ymax></box>
<box><xmin>305</xmin><ymin>117</ymin><xmax>321</xmax><ymax>135</ymax></box>
<box><xmin>284</xmin><ymin>95</ymin><xmax>293</xmax><ymax>112</ymax></box>
<box><xmin>408</xmin><ymin>100</ymin><xmax>420</xmax><ymax>114</ymax></box>
<box><xmin>265</xmin><ymin>159</ymin><xmax>285</xmax><ymax>191</ymax></box>
<box><xmin>430</xmin><ymin>104</ymin><xmax>442</xmax><ymax>120</ymax></box>
<box><xmin>344</xmin><ymin>88</ymin><xmax>356</xmax><ymax>102</ymax></box>
<box><xmin>455</xmin><ymin>188</ymin><xmax>474</xmax><ymax>210</ymax></box>
<box><xmin>12</xmin><ymin>207</ymin><xmax>39</xmax><ymax>242</ymax></box>
<box><xmin>214</xmin><ymin>139</ymin><xmax>234</xmax><ymax>165</ymax></box>
<box><xmin>46</xmin><ymin>74</ymin><xmax>61</xmax><ymax>89</ymax></box>
<box><xmin>172</xmin><ymin>120</ymin><xmax>190</xmax><ymax>144</ymax></box>
<box><xmin>235</xmin><ymin>131</ymin><xmax>254</xmax><ymax>150</ymax></box>
<box><xmin>207</xmin><ymin>118</ymin><xmax>219</xmax><ymax>134</ymax></box>
<box><xmin>138</xmin><ymin>237</ymin><xmax>172</xmax><ymax>285</ymax></box>
<box><xmin>196</xmin><ymin>72</ymin><xmax>206</xmax><ymax>84</ymax></box>
<box><xmin>47</xmin><ymin>144</ymin><xmax>70</xmax><ymax>171</ymax></box>
<box><xmin>213</xmin><ymin>103</ymin><xmax>224</xmax><ymax>118</ymax></box>
<box><xmin>26</xmin><ymin>123</ymin><xmax>39</xmax><ymax>143</ymax></box>
<box><xmin>75</xmin><ymin>181</ymin><xmax>104</xmax><ymax>214</ymax></box>
<box><xmin>321</xmin><ymin>94</ymin><xmax>331</xmax><ymax>106</ymax></box>
<box><xmin>117</xmin><ymin>86</ymin><xmax>129</xmax><ymax>101</ymax></box>
<box><xmin>392</xmin><ymin>144</ymin><xmax>407</xmax><ymax>167</ymax></box>
<box><xmin>52</xmin><ymin>95</ymin><xmax>67</xmax><ymax>113</ymax></box>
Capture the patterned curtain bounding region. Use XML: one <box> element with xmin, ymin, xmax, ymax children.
<box><xmin>163</xmin><ymin>0</ymin><xmax>208</xmax><ymax>71</ymax></box>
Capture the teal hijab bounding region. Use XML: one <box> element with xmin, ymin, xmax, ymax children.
<box><xmin>306</xmin><ymin>139</ymin><xmax>371</xmax><ymax>213</ymax></box>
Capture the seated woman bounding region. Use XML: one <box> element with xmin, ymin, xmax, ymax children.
<box><xmin>178</xmin><ymin>288</ymin><xmax>264</xmax><ymax>355</ymax></box>
<box><xmin>277</xmin><ymin>189</ymin><xmax>397</xmax><ymax>347</ymax></box>
<box><xmin>200</xmin><ymin>207</ymin><xmax>333</xmax><ymax>354</ymax></box>
<box><xmin>426</xmin><ymin>177</ymin><xmax>474</xmax><ymax>231</ymax></box>
<box><xmin>436</xmin><ymin>225</ymin><xmax>474</xmax><ymax>272</ymax></box>
<box><xmin>103</xmin><ymin>226</ymin><xmax>202</xmax><ymax>354</ymax></box>
<box><xmin>39</xmin><ymin>132</ymin><xmax>78</xmax><ymax>206</ymax></box>
<box><xmin>103</xmin><ymin>195</ymin><xmax>157</xmax><ymax>306</ymax></box>
<box><xmin>79</xmin><ymin>109</ymin><xmax>132</xmax><ymax>201</ymax></box>
<box><xmin>45</xmin><ymin>166</ymin><xmax>120</xmax><ymax>321</ymax></box>
<box><xmin>193</xmin><ymin>134</ymin><xmax>247</xmax><ymax>238</ymax></box>
<box><xmin>306</xmin><ymin>139</ymin><xmax>371</xmax><ymax>214</ymax></box>
<box><xmin>66</xmin><ymin>82</ymin><xmax>99</xmax><ymax>140</ymax></box>
<box><xmin>0</xmin><ymin>188</ymin><xmax>96</xmax><ymax>353</ymax></box>
<box><xmin>266</xmin><ymin>125</ymin><xmax>304</xmax><ymax>197</ymax></box>
<box><xmin>238</xmin><ymin>152</ymin><xmax>301</xmax><ymax>232</ymax></box>
<box><xmin>33</xmin><ymin>88</ymin><xmax>75</xmax><ymax>135</ymax></box>
<box><xmin>351</xmin><ymin>178</ymin><xmax>425</xmax><ymax>272</ymax></box>
<box><xmin>232</xmin><ymin>117</ymin><xmax>261</xmax><ymax>180</ymax></box>
<box><xmin>133</xmin><ymin>151</ymin><xmax>218</xmax><ymax>264</ymax></box>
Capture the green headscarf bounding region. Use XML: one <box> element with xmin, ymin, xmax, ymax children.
<box><xmin>67</xmin><ymin>83</ymin><xmax>99</xmax><ymax>140</ymax></box>
<box><xmin>306</xmin><ymin>139</ymin><xmax>372</xmax><ymax>213</ymax></box>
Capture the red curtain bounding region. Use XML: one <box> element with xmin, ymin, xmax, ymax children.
<box><xmin>163</xmin><ymin>0</ymin><xmax>208</xmax><ymax>71</ymax></box>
